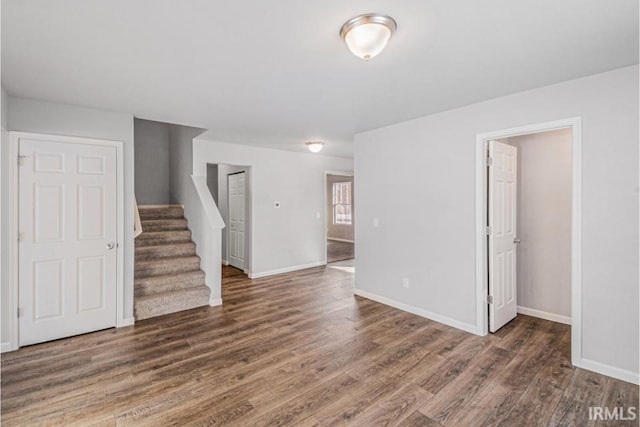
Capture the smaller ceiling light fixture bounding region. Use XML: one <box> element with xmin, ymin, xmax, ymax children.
<box><xmin>340</xmin><ymin>13</ymin><xmax>397</xmax><ymax>61</ymax></box>
<box><xmin>306</xmin><ymin>141</ymin><xmax>325</xmax><ymax>153</ymax></box>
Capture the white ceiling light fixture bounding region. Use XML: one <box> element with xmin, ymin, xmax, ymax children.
<box><xmin>306</xmin><ymin>141</ymin><xmax>325</xmax><ymax>153</ymax></box>
<box><xmin>340</xmin><ymin>13</ymin><xmax>397</xmax><ymax>61</ymax></box>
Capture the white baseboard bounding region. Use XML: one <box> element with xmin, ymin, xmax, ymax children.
<box><xmin>221</xmin><ymin>260</ymin><xmax>229</xmax><ymax>266</ymax></box>
<box><xmin>327</xmin><ymin>238</ymin><xmax>355</xmax><ymax>243</ymax></box>
<box><xmin>353</xmin><ymin>288</ymin><xmax>481</xmax><ymax>335</ymax></box>
<box><xmin>574</xmin><ymin>357</ymin><xmax>639</xmax><ymax>385</ymax></box>
<box><xmin>249</xmin><ymin>261</ymin><xmax>327</xmax><ymax>279</ymax></box>
<box><xmin>517</xmin><ymin>306</ymin><xmax>571</xmax><ymax>325</ymax></box>
<box><xmin>117</xmin><ymin>317</ymin><xmax>135</xmax><ymax>327</ymax></box>
<box><xmin>1</xmin><ymin>341</ymin><xmax>18</xmax><ymax>353</ymax></box>
<box><xmin>209</xmin><ymin>297</ymin><xmax>223</xmax><ymax>307</ymax></box>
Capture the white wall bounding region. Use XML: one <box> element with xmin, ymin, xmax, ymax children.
<box><xmin>134</xmin><ymin>118</ymin><xmax>171</xmax><ymax>204</ymax></box>
<box><xmin>167</xmin><ymin>124</ymin><xmax>225</xmax><ymax>304</ymax></box>
<box><xmin>193</xmin><ymin>137</ymin><xmax>353</xmax><ymax>277</ymax></box>
<box><xmin>1</xmin><ymin>87</ymin><xmax>10</xmax><ymax>344</ymax></box>
<box><xmin>504</xmin><ymin>129</ymin><xmax>572</xmax><ymax>321</ymax></box>
<box><xmin>2</xmin><ymin>96</ymin><xmax>136</xmax><ymax>341</ymax></box>
<box><xmin>354</xmin><ymin>65</ymin><xmax>638</xmax><ymax>379</ymax></box>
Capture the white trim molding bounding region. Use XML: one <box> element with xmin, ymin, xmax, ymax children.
<box><xmin>354</xmin><ymin>288</ymin><xmax>480</xmax><ymax>335</ymax></box>
<box><xmin>6</xmin><ymin>131</ymin><xmax>126</xmax><ymax>352</ymax></box>
<box><xmin>249</xmin><ymin>261</ymin><xmax>327</xmax><ymax>279</ymax></box>
<box><xmin>574</xmin><ymin>358</ymin><xmax>639</xmax><ymax>386</ymax></box>
<box><xmin>209</xmin><ymin>297</ymin><xmax>223</xmax><ymax>307</ymax></box>
<box><xmin>475</xmin><ymin>117</ymin><xmax>583</xmax><ymax>362</ymax></box>
<box><xmin>517</xmin><ymin>306</ymin><xmax>571</xmax><ymax>325</ymax></box>
<box><xmin>1</xmin><ymin>341</ymin><xmax>19</xmax><ymax>353</ymax></box>
<box><xmin>117</xmin><ymin>317</ymin><xmax>135</xmax><ymax>327</ymax></box>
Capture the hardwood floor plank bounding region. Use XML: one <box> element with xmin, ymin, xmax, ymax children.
<box><xmin>1</xmin><ymin>265</ymin><xmax>634</xmax><ymax>426</ymax></box>
<box><xmin>397</xmin><ymin>410</ymin><xmax>443</xmax><ymax>427</ymax></box>
<box><xmin>548</xmin><ymin>369</ymin><xmax>610</xmax><ymax>427</ymax></box>
<box><xmin>420</xmin><ymin>345</ymin><xmax>514</xmax><ymax>425</ymax></box>
<box><xmin>355</xmin><ymin>383</ymin><xmax>433</xmax><ymax>427</ymax></box>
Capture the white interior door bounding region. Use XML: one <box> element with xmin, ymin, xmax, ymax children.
<box><xmin>488</xmin><ymin>140</ymin><xmax>518</xmax><ymax>332</ymax></box>
<box><xmin>228</xmin><ymin>172</ymin><xmax>245</xmax><ymax>270</ymax></box>
<box><xmin>18</xmin><ymin>137</ymin><xmax>117</xmax><ymax>346</ymax></box>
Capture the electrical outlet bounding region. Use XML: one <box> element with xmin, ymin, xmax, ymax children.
<box><xmin>316</xmin><ymin>212</ymin><xmax>320</xmax><ymax>219</ymax></box>
<box><xmin>373</xmin><ymin>218</ymin><xmax>379</xmax><ymax>228</ymax></box>
<box><xmin>402</xmin><ymin>278</ymin><xmax>410</xmax><ymax>289</ymax></box>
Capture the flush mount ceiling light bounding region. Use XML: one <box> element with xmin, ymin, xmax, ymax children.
<box><xmin>340</xmin><ymin>13</ymin><xmax>397</xmax><ymax>61</ymax></box>
<box><xmin>306</xmin><ymin>141</ymin><xmax>325</xmax><ymax>153</ymax></box>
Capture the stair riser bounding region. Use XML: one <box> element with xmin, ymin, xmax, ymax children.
<box><xmin>136</xmin><ymin>231</ymin><xmax>192</xmax><ymax>247</ymax></box>
<box><xmin>136</xmin><ymin>244</ymin><xmax>196</xmax><ymax>261</ymax></box>
<box><xmin>138</xmin><ymin>208</ymin><xmax>184</xmax><ymax>220</ymax></box>
<box><xmin>135</xmin><ymin>260</ymin><xmax>201</xmax><ymax>279</ymax></box>
<box><xmin>134</xmin><ymin>288</ymin><xmax>210</xmax><ymax>320</ymax></box>
<box><xmin>140</xmin><ymin>220</ymin><xmax>188</xmax><ymax>232</ymax></box>
<box><xmin>135</xmin><ymin>274</ymin><xmax>205</xmax><ymax>296</ymax></box>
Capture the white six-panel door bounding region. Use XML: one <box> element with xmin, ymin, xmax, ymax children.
<box><xmin>488</xmin><ymin>140</ymin><xmax>518</xmax><ymax>333</ymax></box>
<box><xmin>18</xmin><ymin>137</ymin><xmax>117</xmax><ymax>346</ymax></box>
<box><xmin>228</xmin><ymin>172</ymin><xmax>246</xmax><ymax>270</ymax></box>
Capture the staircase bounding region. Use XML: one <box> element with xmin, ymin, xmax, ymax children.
<box><xmin>134</xmin><ymin>205</ymin><xmax>210</xmax><ymax>320</ymax></box>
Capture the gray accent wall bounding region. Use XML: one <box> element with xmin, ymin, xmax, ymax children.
<box><xmin>206</xmin><ymin>163</ymin><xmax>219</xmax><ymax>206</ymax></box>
<box><xmin>134</xmin><ymin>118</ymin><xmax>171</xmax><ymax>204</ymax></box>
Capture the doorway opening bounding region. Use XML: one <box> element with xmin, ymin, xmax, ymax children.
<box><xmin>325</xmin><ymin>172</ymin><xmax>355</xmax><ymax>267</ymax></box>
<box><xmin>476</xmin><ymin>117</ymin><xmax>582</xmax><ymax>365</ymax></box>
<box><xmin>206</xmin><ymin>163</ymin><xmax>252</xmax><ymax>280</ymax></box>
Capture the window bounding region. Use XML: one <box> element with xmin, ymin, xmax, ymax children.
<box><xmin>333</xmin><ymin>181</ymin><xmax>352</xmax><ymax>225</ymax></box>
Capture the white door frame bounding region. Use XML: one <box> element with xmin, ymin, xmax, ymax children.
<box><xmin>227</xmin><ymin>171</ymin><xmax>246</xmax><ymax>271</ymax></box>
<box><xmin>323</xmin><ymin>170</ymin><xmax>354</xmax><ymax>264</ymax></box>
<box><xmin>7</xmin><ymin>131</ymin><xmax>125</xmax><ymax>352</ymax></box>
<box><xmin>475</xmin><ymin>117</ymin><xmax>582</xmax><ymax>365</ymax></box>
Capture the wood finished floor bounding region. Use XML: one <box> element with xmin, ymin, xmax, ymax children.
<box><xmin>2</xmin><ymin>265</ymin><xmax>637</xmax><ymax>426</ymax></box>
<box><xmin>327</xmin><ymin>240</ymin><xmax>354</xmax><ymax>263</ymax></box>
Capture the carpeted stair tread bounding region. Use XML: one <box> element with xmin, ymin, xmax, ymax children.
<box><xmin>135</xmin><ymin>255</ymin><xmax>201</xmax><ymax>279</ymax></box>
<box><xmin>135</xmin><ymin>230</ymin><xmax>192</xmax><ymax>247</ymax></box>
<box><xmin>138</xmin><ymin>205</ymin><xmax>184</xmax><ymax>220</ymax></box>
<box><xmin>134</xmin><ymin>286</ymin><xmax>210</xmax><ymax>320</ymax></box>
<box><xmin>135</xmin><ymin>270</ymin><xmax>206</xmax><ymax>296</ymax></box>
<box><xmin>140</xmin><ymin>218</ymin><xmax>188</xmax><ymax>232</ymax></box>
<box><xmin>134</xmin><ymin>205</ymin><xmax>211</xmax><ymax>321</ymax></box>
<box><xmin>136</xmin><ymin>242</ymin><xmax>196</xmax><ymax>261</ymax></box>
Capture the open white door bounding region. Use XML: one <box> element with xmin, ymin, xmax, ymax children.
<box><xmin>488</xmin><ymin>140</ymin><xmax>518</xmax><ymax>332</ymax></box>
<box><xmin>18</xmin><ymin>137</ymin><xmax>118</xmax><ymax>346</ymax></box>
<box><xmin>228</xmin><ymin>172</ymin><xmax>246</xmax><ymax>270</ymax></box>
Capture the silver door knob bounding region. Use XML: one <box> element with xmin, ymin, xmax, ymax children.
<box><xmin>106</xmin><ymin>242</ymin><xmax>116</xmax><ymax>250</ymax></box>
<box><xmin>513</xmin><ymin>238</ymin><xmax>521</xmax><ymax>244</ymax></box>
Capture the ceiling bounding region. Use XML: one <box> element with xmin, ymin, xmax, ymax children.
<box><xmin>2</xmin><ymin>0</ymin><xmax>638</xmax><ymax>158</ymax></box>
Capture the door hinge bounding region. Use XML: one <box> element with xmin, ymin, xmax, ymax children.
<box><xmin>17</xmin><ymin>231</ymin><xmax>23</xmax><ymax>242</ymax></box>
<box><xmin>486</xmin><ymin>156</ymin><xmax>494</xmax><ymax>166</ymax></box>
<box><xmin>17</xmin><ymin>307</ymin><xmax>23</xmax><ymax>318</ymax></box>
<box><xmin>485</xmin><ymin>226</ymin><xmax>493</xmax><ymax>235</ymax></box>
<box><xmin>17</xmin><ymin>155</ymin><xmax>28</xmax><ymax>166</ymax></box>
<box><xmin>487</xmin><ymin>295</ymin><xmax>494</xmax><ymax>304</ymax></box>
